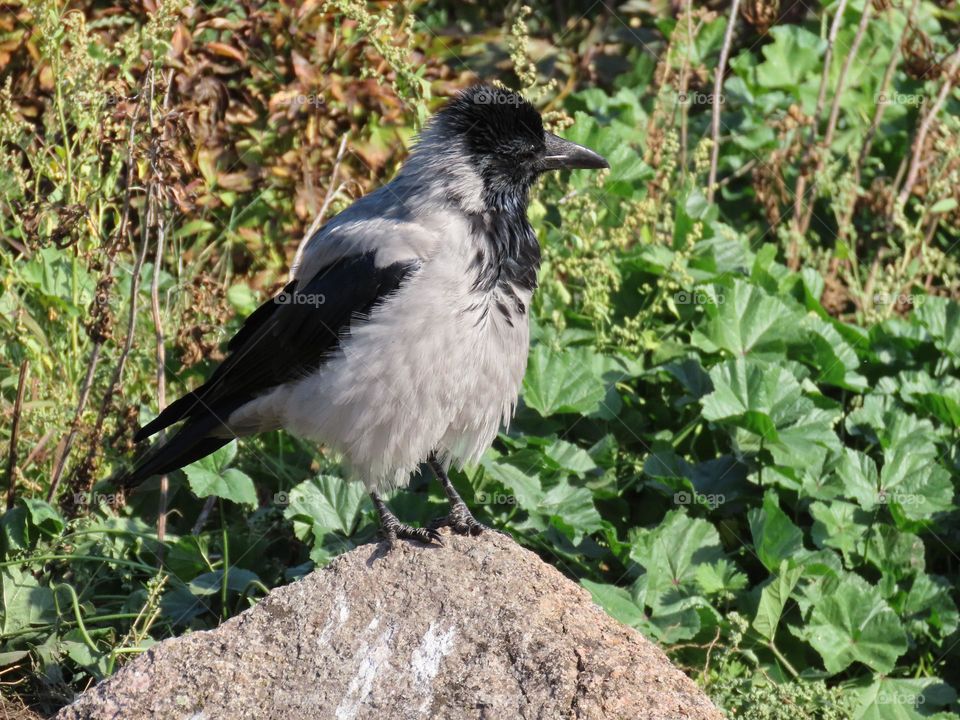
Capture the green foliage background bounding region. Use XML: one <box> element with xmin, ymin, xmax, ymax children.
<box><xmin>0</xmin><ymin>0</ymin><xmax>959</xmax><ymax>717</ymax></box>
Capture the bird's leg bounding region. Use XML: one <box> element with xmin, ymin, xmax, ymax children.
<box><xmin>427</xmin><ymin>454</ymin><xmax>486</xmax><ymax>536</ymax></box>
<box><xmin>370</xmin><ymin>491</ymin><xmax>442</xmax><ymax>548</ymax></box>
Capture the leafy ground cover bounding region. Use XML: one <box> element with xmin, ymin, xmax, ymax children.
<box><xmin>0</xmin><ymin>0</ymin><xmax>958</xmax><ymax>717</ymax></box>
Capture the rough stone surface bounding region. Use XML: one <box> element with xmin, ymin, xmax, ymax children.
<box><xmin>58</xmin><ymin>530</ymin><xmax>723</xmax><ymax>720</ymax></box>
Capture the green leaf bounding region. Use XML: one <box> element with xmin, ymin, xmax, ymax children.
<box><xmin>643</xmin><ymin>595</ymin><xmax>703</xmax><ymax>643</ymax></box>
<box><xmin>630</xmin><ymin>510</ymin><xmax>724</xmax><ymax>610</ymax></box>
<box><xmin>749</xmin><ymin>491</ymin><xmax>804</xmax><ymax>572</ymax></box>
<box><xmin>695</xmin><ymin>559</ymin><xmax>748</xmax><ymax>597</ymax></box>
<box><xmin>663</xmin><ymin>357</ymin><xmax>712</xmax><ymax>403</ymax></box>
<box><xmin>755</xmin><ymin>25</ymin><xmax>827</xmax><ymax>89</ymax></box>
<box><xmin>192</xmin><ymin>440</ymin><xmax>237</xmax><ymax>474</ymax></box>
<box><xmin>793</xmin><ymin>550</ymin><xmax>844</xmax><ymax>614</ymax></box>
<box><xmin>188</xmin><ymin>568</ymin><xmax>261</xmax><ymax>596</ymax></box>
<box><xmin>161</xmin><ymin>585</ymin><xmax>207</xmax><ymax>625</ymax></box>
<box><xmin>701</xmin><ymin>358</ymin><xmax>840</xmax><ymax>470</ymax></box>
<box><xmin>643</xmin><ymin>449</ymin><xmax>693</xmax><ymax>487</ymax></box>
<box><xmin>903</xmin><ymin>573</ymin><xmax>959</xmax><ymax>641</ymax></box>
<box><xmin>0</xmin><ymin>650</ymin><xmax>29</xmax><ymax>665</ymax></box>
<box><xmin>522</xmin><ymin>345</ymin><xmax>609</xmax><ymax>416</ymax></box>
<box><xmin>483</xmin><ymin>456</ymin><xmax>600</xmax><ymax>539</ymax></box>
<box><xmin>862</xmin><ymin>525</ymin><xmax>925</xmax><ymax>579</ymax></box>
<box><xmin>753</xmin><ymin>562</ymin><xmax>804</xmax><ymax>641</ymax></box>
<box><xmin>0</xmin><ymin>507</ymin><xmax>28</xmax><ymax>552</ymax></box>
<box><xmin>581</xmin><ymin>579</ymin><xmax>647</xmax><ymax>628</ymax></box>
<box><xmin>795</xmin><ymin>315</ymin><xmax>867</xmax><ymax>390</ymax></box>
<box><xmin>61</xmin><ymin>632</ymin><xmax>109</xmax><ymax>679</ymax></box>
<box><xmin>21</xmin><ymin>499</ymin><xmax>65</xmax><ymax>537</ymax></box>
<box><xmin>185</xmin><ymin>466</ymin><xmax>257</xmax><ymax>510</ymax></box>
<box><xmin>543</xmin><ymin>439</ymin><xmax>597</xmax><ymax>476</ymax></box>
<box><xmin>538</xmin><ymin>480</ymin><xmax>603</xmax><ymax>536</ymax></box>
<box><xmin>846</xmin><ymin>394</ymin><xmax>936</xmax><ymax>450</ymax></box>
<box><xmin>702</xmin><ymin>359</ymin><xmax>799</xmax><ymax>441</ymax></box>
<box><xmin>178</xmin><ymin>218</ymin><xmax>216</xmax><ymax>236</ymax></box>
<box><xmin>541</xmin><ymin>479</ymin><xmax>603</xmax><ymax>538</ymax></box>
<box><xmin>898</xmin><ymin>370</ymin><xmax>960</xmax><ymax>428</ymax></box>
<box><xmin>806</xmin><ymin>573</ymin><xmax>907</xmax><ymax>674</ymax></box>
<box><xmin>880</xmin><ymin>438</ymin><xmax>954</xmax><ymax>521</ymax></box>
<box><xmin>930</xmin><ymin>198</ymin><xmax>958</xmax><ymax>214</ymax></box>
<box><xmin>832</xmin><ymin>448</ymin><xmax>882</xmax><ymax>510</ymax></box>
<box><xmin>480</xmin><ymin>458</ymin><xmax>543</xmax><ymax>510</ymax></box>
<box><xmin>693</xmin><ymin>280</ymin><xmax>799</xmax><ymax>356</ymax></box>
<box><xmin>183</xmin><ymin>440</ymin><xmax>257</xmax><ymax>509</ymax></box>
<box><xmin>809</xmin><ymin>501</ymin><xmax>870</xmax><ymax>561</ymax></box>
<box><xmin>683</xmin><ymin>188</ymin><xmax>710</xmax><ymax>219</ymax></box>
<box><xmin>853</xmin><ymin>677</ymin><xmax>956</xmax><ymax>720</ymax></box>
<box><xmin>1</xmin><ymin>567</ymin><xmax>56</xmax><ymax>635</ymax></box>
<box><xmin>914</xmin><ymin>296</ymin><xmax>960</xmax><ymax>359</ymax></box>
<box><xmin>226</xmin><ymin>283</ymin><xmax>258</xmax><ymax>315</ymax></box>
<box><xmin>768</xmin><ymin>406</ymin><xmax>840</xmax><ymax>471</ymax></box>
<box><xmin>284</xmin><ymin>475</ymin><xmax>367</xmax><ymax>536</ymax></box>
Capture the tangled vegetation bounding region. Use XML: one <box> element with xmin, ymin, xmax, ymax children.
<box><xmin>0</xmin><ymin>0</ymin><xmax>958</xmax><ymax>717</ymax></box>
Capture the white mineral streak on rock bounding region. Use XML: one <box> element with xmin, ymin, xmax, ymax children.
<box><xmin>410</xmin><ymin>622</ymin><xmax>458</xmax><ymax>715</ymax></box>
<box><xmin>334</xmin><ymin>617</ymin><xmax>395</xmax><ymax>720</ymax></box>
<box><xmin>318</xmin><ymin>592</ymin><xmax>350</xmax><ymax>644</ymax></box>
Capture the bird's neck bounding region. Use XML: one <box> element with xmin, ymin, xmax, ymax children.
<box><xmin>468</xmin><ymin>201</ymin><xmax>540</xmax><ymax>295</ymax></box>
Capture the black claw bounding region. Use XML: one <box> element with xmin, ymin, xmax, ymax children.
<box><xmin>426</xmin><ymin>455</ymin><xmax>492</xmax><ymax>538</ymax></box>
<box><xmin>430</xmin><ymin>501</ymin><xmax>489</xmax><ymax>537</ymax></box>
<box><xmin>372</xmin><ymin>491</ymin><xmax>443</xmax><ymax>549</ymax></box>
<box><xmin>381</xmin><ymin>520</ymin><xmax>443</xmax><ymax>549</ymax></box>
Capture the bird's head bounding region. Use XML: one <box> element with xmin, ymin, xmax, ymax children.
<box><xmin>404</xmin><ymin>84</ymin><xmax>608</xmax><ymax>214</ymax></box>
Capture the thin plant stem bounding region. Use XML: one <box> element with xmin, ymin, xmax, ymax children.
<box><xmin>896</xmin><ymin>48</ymin><xmax>960</xmax><ymax>206</ymax></box>
<box><xmin>5</xmin><ymin>360</ymin><xmax>27</xmax><ymax>510</ymax></box>
<box><xmin>708</xmin><ymin>0</ymin><xmax>741</xmax><ymax>203</ymax></box>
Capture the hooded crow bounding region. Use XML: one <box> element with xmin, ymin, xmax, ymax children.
<box><xmin>118</xmin><ymin>83</ymin><xmax>609</xmax><ymax>547</ymax></box>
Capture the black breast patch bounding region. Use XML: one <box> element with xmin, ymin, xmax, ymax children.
<box><xmin>467</xmin><ymin>210</ymin><xmax>540</xmax><ymax>307</ymax></box>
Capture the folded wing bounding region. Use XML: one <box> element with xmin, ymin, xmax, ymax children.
<box><xmin>117</xmin><ymin>251</ymin><xmax>418</xmax><ymax>486</ymax></box>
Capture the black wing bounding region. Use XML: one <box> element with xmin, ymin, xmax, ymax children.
<box><xmin>117</xmin><ymin>252</ymin><xmax>417</xmax><ymax>486</ymax></box>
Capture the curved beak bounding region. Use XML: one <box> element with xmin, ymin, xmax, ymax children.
<box><xmin>539</xmin><ymin>132</ymin><xmax>609</xmax><ymax>171</ymax></box>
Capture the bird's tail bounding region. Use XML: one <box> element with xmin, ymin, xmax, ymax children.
<box><xmin>112</xmin><ymin>414</ymin><xmax>233</xmax><ymax>488</ymax></box>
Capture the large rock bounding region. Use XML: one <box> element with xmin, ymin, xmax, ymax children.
<box><xmin>58</xmin><ymin>529</ymin><xmax>723</xmax><ymax>719</ymax></box>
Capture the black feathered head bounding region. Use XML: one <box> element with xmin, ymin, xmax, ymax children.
<box><xmin>408</xmin><ymin>84</ymin><xmax>608</xmax><ymax>213</ymax></box>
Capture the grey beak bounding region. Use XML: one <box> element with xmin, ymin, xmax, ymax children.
<box><xmin>540</xmin><ymin>132</ymin><xmax>609</xmax><ymax>171</ymax></box>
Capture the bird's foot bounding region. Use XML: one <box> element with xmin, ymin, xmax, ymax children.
<box><xmin>429</xmin><ymin>501</ymin><xmax>488</xmax><ymax>536</ymax></box>
<box><xmin>371</xmin><ymin>490</ymin><xmax>442</xmax><ymax>550</ymax></box>
<box><xmin>380</xmin><ymin>519</ymin><xmax>443</xmax><ymax>550</ymax></box>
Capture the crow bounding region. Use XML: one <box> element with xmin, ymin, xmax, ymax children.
<box><xmin>117</xmin><ymin>83</ymin><xmax>608</xmax><ymax>547</ymax></box>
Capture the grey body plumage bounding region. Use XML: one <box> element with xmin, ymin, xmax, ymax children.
<box><xmin>119</xmin><ymin>84</ymin><xmax>608</xmax><ymax>545</ymax></box>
